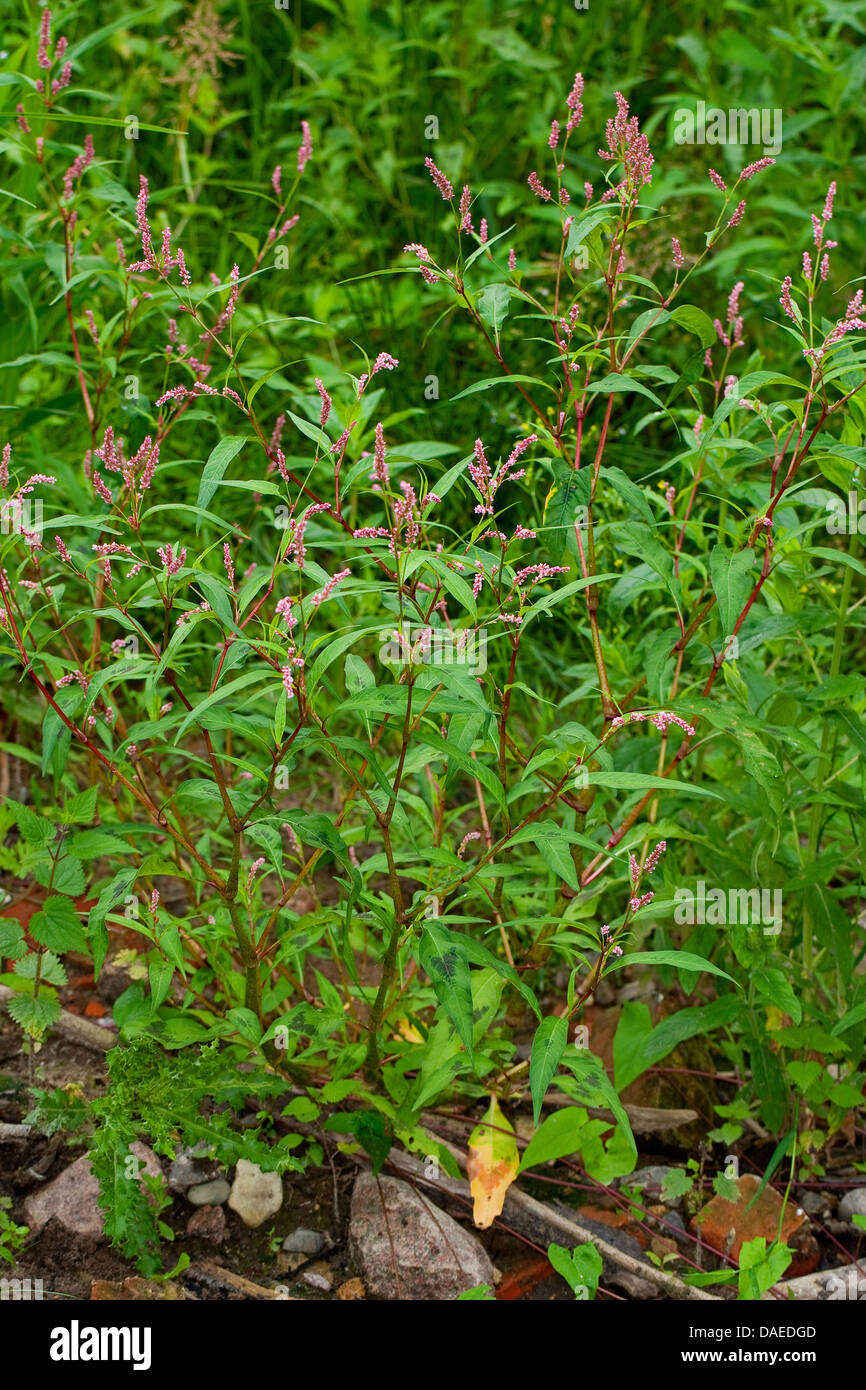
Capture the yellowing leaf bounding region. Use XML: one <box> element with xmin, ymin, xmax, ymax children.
<box><xmin>394</xmin><ymin>1016</ymin><xmax>424</xmax><ymax>1043</ymax></box>
<box><xmin>467</xmin><ymin>1096</ymin><xmax>519</xmax><ymax>1229</ymax></box>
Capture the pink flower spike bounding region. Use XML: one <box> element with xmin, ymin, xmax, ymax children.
<box><xmin>708</xmin><ymin>168</ymin><xmax>727</xmax><ymax>192</ymax></box>
<box><xmin>508</xmin><ymin>248</ymin><xmax>516</xmax><ymax>272</ymax></box>
<box><xmin>739</xmin><ymin>157</ymin><xmax>775</xmax><ymax>181</ymax></box>
<box><xmin>457</xmin><ymin>830</ymin><xmax>481</xmax><ymax>859</ymax></box>
<box><xmin>297</xmin><ymin>120</ymin><xmax>313</xmax><ymax>174</ymax></box>
<box><xmin>671</xmin><ymin>237</ymin><xmax>684</xmax><ymax>269</ymax></box>
<box><xmin>272</xmin><ymin>165</ymin><xmax>281</xmax><ymax>197</ymax></box>
<box><xmin>223</xmin><ymin>542</ymin><xmax>235</xmax><ymax>590</ymax></box>
<box><xmin>565</xmin><ymin>72</ymin><xmax>584</xmax><ymax>132</ymax></box>
<box><xmin>548</xmin><ymin>119</ymin><xmax>560</xmax><ymax>149</ymax></box>
<box><xmin>645</xmin><ymin>839</ymin><xmax>667</xmax><ymax>874</ymax></box>
<box><xmin>424</xmin><ymin>157</ymin><xmax>453</xmax><ymax>201</ymax></box>
<box><xmin>247</xmin><ymin>857</ymin><xmax>266</xmax><ymax>892</ymax></box>
<box><xmin>823</xmin><ymin>181</ymin><xmax>836</xmax><ymax>222</ymax></box>
<box><xmin>528</xmin><ymin>171</ymin><xmax>552</xmax><ymax>201</ymax></box>
<box><xmin>315</xmin><ymin>378</ymin><xmax>331</xmax><ymax>429</ymax></box>
<box><xmin>37</xmin><ymin>8</ymin><xmax>51</xmax><ymax>69</ymax></box>
<box><xmin>458</xmin><ymin>185</ymin><xmax>473</xmax><ymax>232</ymax></box>
<box><xmin>727</xmin><ymin>200</ymin><xmax>746</xmax><ymax>228</ymax></box>
<box><xmin>310</xmin><ymin>568</ymin><xmax>350</xmax><ymax>609</ymax></box>
<box><xmin>373</xmin><ymin>422</ymin><xmax>389</xmax><ymax>488</ymax></box>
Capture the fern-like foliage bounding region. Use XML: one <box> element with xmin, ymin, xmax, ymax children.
<box><xmin>88</xmin><ymin>1038</ymin><xmax>310</xmax><ymax>1272</ymax></box>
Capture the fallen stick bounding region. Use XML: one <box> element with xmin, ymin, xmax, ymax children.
<box><xmin>0</xmin><ymin>983</ymin><xmax>116</xmax><ymax>1053</ymax></box>
<box><xmin>187</xmin><ymin>1258</ymin><xmax>296</xmax><ymax>1300</ymax></box>
<box><xmin>542</xmin><ymin>1091</ymin><xmax>698</xmax><ymax>1134</ymax></box>
<box><xmin>385</xmin><ymin>1141</ymin><xmax>720</xmax><ymax>1302</ymax></box>
<box><xmin>0</xmin><ymin>1122</ymin><xmax>30</xmax><ymax>1140</ymax></box>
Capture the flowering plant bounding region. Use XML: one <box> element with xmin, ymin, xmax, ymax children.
<box><xmin>2</xmin><ymin>11</ymin><xmax>865</xmax><ymax>1276</ymax></box>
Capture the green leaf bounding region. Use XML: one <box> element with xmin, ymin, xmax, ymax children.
<box><xmin>548</xmin><ymin>1241</ymin><xmax>602</xmax><ymax>1299</ymax></box>
<box><xmin>196</xmin><ymin>436</ymin><xmax>247</xmax><ymax>513</ymax></box>
<box><xmin>7</xmin><ymin>992</ymin><xmax>62</xmax><ymax>1039</ymax></box>
<box><xmin>29</xmin><ymin>896</ymin><xmax>87</xmax><ymax>953</ymax></box>
<box><xmin>709</xmin><ymin>545</ymin><xmax>755</xmax><ymax>636</ymax></box>
<box><xmin>670</xmin><ymin>304</ymin><xmax>716</xmax><ymax>348</ymax></box>
<box><xmin>588</xmin><ymin>771</ymin><xmax>722</xmax><ymax>799</ymax></box>
<box><xmin>520</xmin><ymin>1106</ymin><xmax>592</xmax><ymax>1171</ymax></box>
<box><xmin>324</xmin><ymin>1109</ymin><xmax>393</xmax><ymax>1174</ymax></box>
<box><xmin>68</xmin><ymin>829</ymin><xmax>133</xmax><ymax>860</ymax></box>
<box><xmin>753</xmin><ymin>967</ymin><xmax>802</xmax><ymax>1025</ymax></box>
<box><xmin>475</xmin><ymin>284</ymin><xmax>512</xmax><ymax>339</ymax></box>
<box><xmin>417</xmin><ymin>922</ymin><xmax>475</xmax><ymax>1062</ymax></box>
<box><xmin>529</xmin><ymin>1015</ymin><xmax>569</xmax><ymax>1124</ymax></box>
<box><xmin>449</xmin><ymin>375</ymin><xmax>553</xmax><ymax>402</ymax></box>
<box><xmin>607</xmin><ymin>950</ymin><xmax>737</xmax><ymax>985</ymax></box>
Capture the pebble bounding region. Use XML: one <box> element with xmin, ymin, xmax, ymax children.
<box><xmin>838</xmin><ymin>1188</ymin><xmax>866</xmax><ymax>1221</ymax></box>
<box><xmin>227</xmin><ymin>1159</ymin><xmax>283</xmax><ymax>1228</ymax></box>
<box><xmin>188</xmin><ymin>1178</ymin><xmax>231</xmax><ymax>1206</ymax></box>
<box><xmin>282</xmin><ymin>1228</ymin><xmax>325</xmax><ymax>1256</ymax></box>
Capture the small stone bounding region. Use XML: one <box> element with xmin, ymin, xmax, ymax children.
<box><xmin>301</xmin><ymin>1262</ymin><xmax>332</xmax><ymax>1292</ymax></box>
<box><xmin>799</xmin><ymin>1191</ymin><xmax>830</xmax><ymax>1219</ymax></box>
<box><xmin>282</xmin><ymin>1228</ymin><xmax>325</xmax><ymax>1256</ymax></box>
<box><xmin>277</xmin><ymin>1252</ymin><xmax>307</xmax><ymax>1275</ymax></box>
<box><xmin>337</xmin><ymin>1277</ymin><xmax>365</xmax><ymax>1301</ymax></box>
<box><xmin>838</xmin><ymin>1188</ymin><xmax>866</xmax><ymax>1221</ymax></box>
<box><xmin>25</xmin><ymin>1143</ymin><xmax>161</xmax><ymax>1241</ymax></box>
<box><xmin>349</xmin><ymin>1172</ymin><xmax>494</xmax><ymax>1300</ymax></box>
<box><xmin>188</xmin><ymin>1179</ymin><xmax>231</xmax><ymax>1206</ymax></box>
<box><xmin>185</xmin><ymin>1204</ymin><xmax>226</xmax><ymax>1245</ymax></box>
<box><xmin>626</xmin><ymin>1165</ymin><xmax>676</xmax><ymax>1192</ymax></box>
<box><xmin>168</xmin><ymin>1143</ymin><xmax>220</xmax><ymax>1191</ymax></box>
<box><xmin>227</xmin><ymin>1159</ymin><xmax>282</xmax><ymax>1228</ymax></box>
<box><xmin>692</xmin><ymin>1173</ymin><xmax>817</xmax><ymax>1275</ymax></box>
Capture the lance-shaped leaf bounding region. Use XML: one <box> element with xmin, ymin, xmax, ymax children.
<box><xmin>418</xmin><ymin>922</ymin><xmax>475</xmax><ymax>1061</ymax></box>
<box><xmin>467</xmin><ymin>1095</ymin><xmax>519</xmax><ymax>1228</ymax></box>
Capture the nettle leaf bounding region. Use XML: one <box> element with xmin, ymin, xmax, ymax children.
<box><xmin>0</xmin><ymin>919</ymin><xmax>27</xmax><ymax>959</ymax></box>
<box><xmin>8</xmin><ymin>801</ymin><xmax>54</xmax><ymax>844</ymax></box>
<box><xmin>35</xmin><ymin>855</ymin><xmax>85</xmax><ymax>897</ymax></box>
<box><xmin>14</xmin><ymin>950</ymin><xmax>67</xmax><ymax>986</ymax></box>
<box><xmin>68</xmin><ymin>829</ymin><xmax>134</xmax><ymax>859</ymax></box>
<box><xmin>29</xmin><ymin>895</ymin><xmax>88</xmax><ymax>953</ymax></box>
<box><xmin>7</xmin><ymin>991</ymin><xmax>62</xmax><ymax>1039</ymax></box>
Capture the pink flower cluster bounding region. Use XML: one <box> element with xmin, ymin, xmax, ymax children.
<box><xmin>468</xmin><ymin>434</ymin><xmax>536</xmax><ymax>516</ymax></box>
<box><xmin>599</xmin><ymin>91</ymin><xmax>654</xmax><ymax>205</ymax></box>
<box><xmin>34</xmin><ymin>8</ymin><xmax>72</xmax><ymax>98</ymax></box>
<box><xmin>127</xmin><ymin>176</ymin><xmax>192</xmax><ymax>286</ymax></box>
<box><xmin>610</xmin><ymin>710</ymin><xmax>696</xmax><ymax>737</ymax></box>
